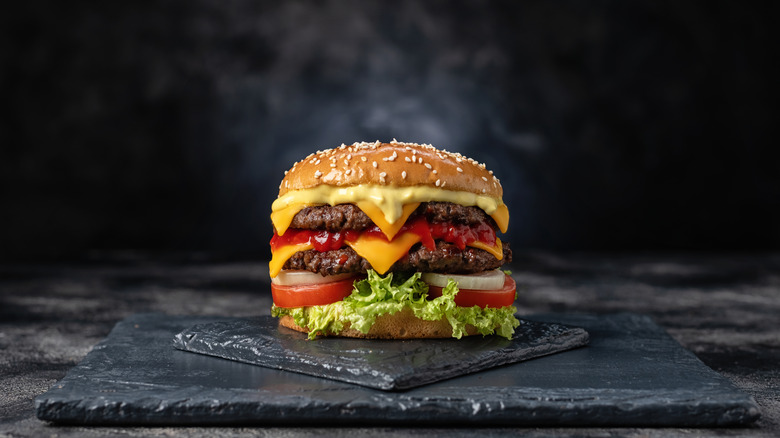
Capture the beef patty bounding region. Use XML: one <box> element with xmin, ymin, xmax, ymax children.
<box><xmin>280</xmin><ymin>201</ymin><xmax>509</xmax><ymax>275</ymax></box>
<box><xmin>283</xmin><ymin>241</ymin><xmax>512</xmax><ymax>276</ymax></box>
<box><xmin>287</xmin><ymin>202</ymin><xmax>497</xmax><ymax>232</ymax></box>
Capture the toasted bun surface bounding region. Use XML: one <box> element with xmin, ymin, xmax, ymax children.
<box><xmin>278</xmin><ymin>307</ymin><xmax>480</xmax><ymax>339</ymax></box>
<box><xmin>279</xmin><ymin>140</ymin><xmax>502</xmax><ymax>199</ymax></box>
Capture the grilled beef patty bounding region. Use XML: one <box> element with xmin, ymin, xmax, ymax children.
<box><xmin>283</xmin><ymin>241</ymin><xmax>512</xmax><ymax>276</ymax></box>
<box><xmin>286</xmin><ymin>202</ymin><xmax>497</xmax><ymax>232</ymax></box>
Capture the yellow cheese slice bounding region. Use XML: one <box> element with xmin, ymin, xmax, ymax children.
<box><xmin>270</xmin><ymin>203</ymin><xmax>316</xmax><ymax>236</ymax></box>
<box><xmin>490</xmin><ymin>204</ymin><xmax>509</xmax><ymax>234</ymax></box>
<box><xmin>269</xmin><ymin>242</ymin><xmax>314</xmax><ymax>278</ymax></box>
<box><xmin>356</xmin><ymin>201</ymin><xmax>420</xmax><ymax>240</ymax></box>
<box><xmin>468</xmin><ymin>238</ymin><xmax>503</xmax><ymax>260</ymax></box>
<box><xmin>344</xmin><ymin>232</ymin><xmax>422</xmax><ymax>275</ymax></box>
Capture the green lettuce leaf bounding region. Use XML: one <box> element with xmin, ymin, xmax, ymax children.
<box><xmin>272</xmin><ymin>270</ymin><xmax>520</xmax><ymax>340</ymax></box>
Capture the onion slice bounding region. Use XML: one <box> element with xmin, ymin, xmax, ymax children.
<box><xmin>272</xmin><ymin>270</ymin><xmax>357</xmax><ymax>286</ymax></box>
<box><xmin>421</xmin><ymin>269</ymin><xmax>506</xmax><ymax>291</ymax></box>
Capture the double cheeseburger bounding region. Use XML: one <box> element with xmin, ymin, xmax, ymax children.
<box><xmin>269</xmin><ymin>140</ymin><xmax>519</xmax><ymax>339</ymax></box>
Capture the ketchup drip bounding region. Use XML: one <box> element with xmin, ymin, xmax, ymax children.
<box><xmin>270</xmin><ymin>217</ymin><xmax>497</xmax><ymax>252</ymax></box>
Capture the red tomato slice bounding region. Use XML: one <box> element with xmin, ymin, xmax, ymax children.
<box><xmin>427</xmin><ymin>275</ymin><xmax>516</xmax><ymax>308</ymax></box>
<box><xmin>271</xmin><ymin>277</ymin><xmax>358</xmax><ymax>308</ymax></box>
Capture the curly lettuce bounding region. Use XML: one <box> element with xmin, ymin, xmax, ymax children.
<box><xmin>271</xmin><ymin>270</ymin><xmax>520</xmax><ymax>340</ymax></box>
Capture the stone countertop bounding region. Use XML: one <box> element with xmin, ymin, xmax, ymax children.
<box><xmin>1</xmin><ymin>252</ymin><xmax>779</xmax><ymax>437</ymax></box>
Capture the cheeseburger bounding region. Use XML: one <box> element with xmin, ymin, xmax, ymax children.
<box><xmin>269</xmin><ymin>140</ymin><xmax>519</xmax><ymax>339</ymax></box>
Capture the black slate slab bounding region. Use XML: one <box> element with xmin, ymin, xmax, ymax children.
<box><xmin>35</xmin><ymin>313</ymin><xmax>761</xmax><ymax>427</ymax></box>
<box><xmin>172</xmin><ymin>316</ymin><xmax>589</xmax><ymax>390</ymax></box>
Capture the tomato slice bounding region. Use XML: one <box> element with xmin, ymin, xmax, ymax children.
<box><xmin>427</xmin><ymin>274</ymin><xmax>516</xmax><ymax>308</ymax></box>
<box><xmin>271</xmin><ymin>276</ymin><xmax>358</xmax><ymax>308</ymax></box>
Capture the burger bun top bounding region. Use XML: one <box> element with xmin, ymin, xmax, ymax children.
<box><xmin>279</xmin><ymin>140</ymin><xmax>502</xmax><ymax>199</ymax></box>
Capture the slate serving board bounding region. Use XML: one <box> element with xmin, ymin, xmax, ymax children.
<box><xmin>172</xmin><ymin>316</ymin><xmax>589</xmax><ymax>390</ymax></box>
<box><xmin>35</xmin><ymin>313</ymin><xmax>761</xmax><ymax>427</ymax></box>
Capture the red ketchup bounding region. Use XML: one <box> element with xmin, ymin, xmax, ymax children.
<box><xmin>271</xmin><ymin>217</ymin><xmax>496</xmax><ymax>252</ymax></box>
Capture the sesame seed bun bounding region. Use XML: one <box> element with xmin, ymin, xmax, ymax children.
<box><xmin>279</xmin><ymin>140</ymin><xmax>502</xmax><ymax>199</ymax></box>
<box><xmin>278</xmin><ymin>307</ymin><xmax>481</xmax><ymax>339</ymax></box>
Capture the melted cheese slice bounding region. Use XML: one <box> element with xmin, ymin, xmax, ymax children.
<box><xmin>271</xmin><ymin>185</ymin><xmax>509</xmax><ymax>235</ymax></box>
<box><xmin>468</xmin><ymin>238</ymin><xmax>503</xmax><ymax>261</ymax></box>
<box><xmin>345</xmin><ymin>232</ymin><xmax>422</xmax><ymax>275</ymax></box>
<box><xmin>490</xmin><ymin>204</ymin><xmax>509</xmax><ymax>234</ymax></box>
<box><xmin>269</xmin><ymin>242</ymin><xmax>314</xmax><ymax>278</ymax></box>
<box><xmin>270</xmin><ymin>203</ymin><xmax>314</xmax><ymax>236</ymax></box>
<box><xmin>356</xmin><ymin>201</ymin><xmax>420</xmax><ymax>240</ymax></box>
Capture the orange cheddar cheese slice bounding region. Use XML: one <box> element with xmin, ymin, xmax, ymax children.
<box><xmin>270</xmin><ymin>203</ymin><xmax>315</xmax><ymax>236</ymax></box>
<box><xmin>356</xmin><ymin>201</ymin><xmax>420</xmax><ymax>240</ymax></box>
<box><xmin>467</xmin><ymin>238</ymin><xmax>503</xmax><ymax>260</ymax></box>
<box><xmin>269</xmin><ymin>242</ymin><xmax>314</xmax><ymax>278</ymax></box>
<box><xmin>491</xmin><ymin>204</ymin><xmax>509</xmax><ymax>234</ymax></box>
<box><xmin>343</xmin><ymin>232</ymin><xmax>422</xmax><ymax>275</ymax></box>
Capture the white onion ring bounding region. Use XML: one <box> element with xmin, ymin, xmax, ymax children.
<box><xmin>272</xmin><ymin>270</ymin><xmax>356</xmax><ymax>286</ymax></box>
<box><xmin>421</xmin><ymin>269</ymin><xmax>506</xmax><ymax>291</ymax></box>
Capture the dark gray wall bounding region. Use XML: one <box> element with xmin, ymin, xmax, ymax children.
<box><xmin>1</xmin><ymin>1</ymin><xmax>778</xmax><ymax>260</ymax></box>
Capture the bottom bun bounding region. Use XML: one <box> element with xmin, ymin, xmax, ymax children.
<box><xmin>278</xmin><ymin>307</ymin><xmax>480</xmax><ymax>339</ymax></box>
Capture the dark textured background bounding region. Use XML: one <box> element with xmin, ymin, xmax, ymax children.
<box><xmin>1</xmin><ymin>1</ymin><xmax>778</xmax><ymax>260</ymax></box>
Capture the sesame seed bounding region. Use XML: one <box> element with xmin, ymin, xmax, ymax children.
<box><xmin>457</xmin><ymin>167</ymin><xmax>463</xmax><ymax>172</ymax></box>
<box><xmin>330</xmin><ymin>163</ymin><xmax>336</xmax><ymax>168</ymax></box>
<box><xmin>402</xmin><ymin>171</ymin><xmax>407</xmax><ymax>179</ymax></box>
<box><xmin>284</xmin><ymin>170</ymin><xmax>288</xmax><ymax>175</ymax></box>
<box><xmin>379</xmin><ymin>172</ymin><xmax>387</xmax><ymax>178</ymax></box>
<box><xmin>345</xmin><ymin>169</ymin><xmax>352</xmax><ymax>175</ymax></box>
<box><xmin>405</xmin><ymin>156</ymin><xmax>412</xmax><ymax>162</ymax></box>
<box><xmin>314</xmin><ymin>170</ymin><xmax>322</xmax><ymax>178</ymax></box>
<box><xmin>347</xmin><ymin>154</ymin><xmax>351</xmax><ymax>159</ymax></box>
<box><xmin>432</xmin><ymin>169</ymin><xmax>437</xmax><ymax>174</ymax></box>
<box><xmin>314</xmin><ymin>159</ymin><xmax>321</xmax><ymax>165</ymax></box>
<box><xmin>456</xmin><ymin>157</ymin><xmax>462</xmax><ymax>163</ymax></box>
<box><xmin>435</xmin><ymin>179</ymin><xmax>441</xmax><ymax>186</ymax></box>
<box><xmin>482</xmin><ymin>176</ymin><xmax>488</xmax><ymax>181</ymax></box>
<box><xmin>361</xmin><ymin>157</ymin><xmax>367</xmax><ymax>162</ymax></box>
<box><xmin>419</xmin><ymin>157</ymin><xmax>423</xmax><ymax>163</ymax></box>
<box><xmin>344</xmin><ymin>159</ymin><xmax>349</xmax><ymax>166</ymax></box>
<box><xmin>372</xmin><ymin>161</ymin><xmax>378</xmax><ymax>168</ymax></box>
<box><xmin>441</xmin><ymin>181</ymin><xmax>446</xmax><ymax>187</ymax></box>
<box><xmin>424</xmin><ymin>163</ymin><xmax>432</xmax><ymax>170</ymax></box>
